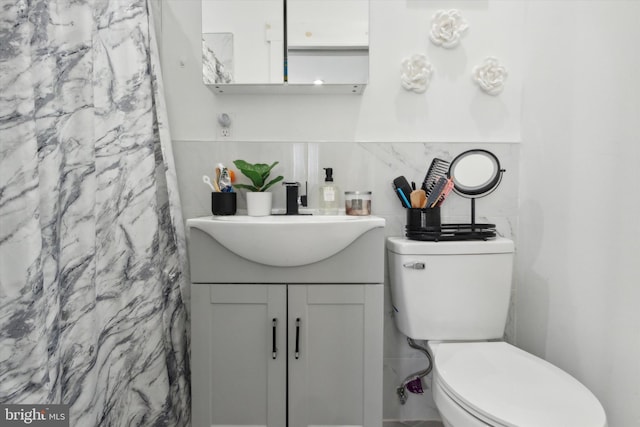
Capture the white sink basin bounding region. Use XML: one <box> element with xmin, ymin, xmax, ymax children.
<box><xmin>187</xmin><ymin>215</ymin><xmax>385</xmax><ymax>267</ymax></box>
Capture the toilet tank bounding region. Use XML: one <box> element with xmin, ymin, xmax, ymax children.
<box><xmin>387</xmin><ymin>237</ymin><xmax>514</xmax><ymax>340</ymax></box>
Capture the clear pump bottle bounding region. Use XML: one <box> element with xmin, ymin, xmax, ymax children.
<box><xmin>318</xmin><ymin>167</ymin><xmax>339</xmax><ymax>215</ymax></box>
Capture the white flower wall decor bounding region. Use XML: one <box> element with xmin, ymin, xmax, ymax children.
<box><xmin>430</xmin><ymin>9</ymin><xmax>469</xmax><ymax>49</ymax></box>
<box><xmin>400</xmin><ymin>54</ymin><xmax>434</xmax><ymax>94</ymax></box>
<box><xmin>472</xmin><ymin>57</ymin><xmax>508</xmax><ymax>95</ymax></box>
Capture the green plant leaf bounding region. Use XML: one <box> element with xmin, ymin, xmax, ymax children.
<box><xmin>261</xmin><ymin>175</ymin><xmax>284</xmax><ymax>192</ymax></box>
<box><xmin>233</xmin><ymin>159</ymin><xmax>253</xmax><ymax>170</ymax></box>
<box><xmin>243</xmin><ymin>169</ymin><xmax>264</xmax><ymax>188</ymax></box>
<box><xmin>261</xmin><ymin>161</ymin><xmax>279</xmax><ymax>180</ymax></box>
<box><xmin>233</xmin><ymin>160</ymin><xmax>264</xmax><ymax>188</ymax></box>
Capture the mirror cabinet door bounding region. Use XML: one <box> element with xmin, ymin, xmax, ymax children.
<box><xmin>202</xmin><ymin>0</ymin><xmax>284</xmax><ymax>85</ymax></box>
<box><xmin>287</xmin><ymin>0</ymin><xmax>369</xmax><ymax>85</ymax></box>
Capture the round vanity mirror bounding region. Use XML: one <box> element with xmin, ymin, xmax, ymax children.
<box><xmin>449</xmin><ymin>149</ymin><xmax>503</xmax><ymax>197</ymax></box>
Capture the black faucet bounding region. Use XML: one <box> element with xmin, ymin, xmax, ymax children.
<box><xmin>283</xmin><ymin>182</ymin><xmax>308</xmax><ymax>215</ymax></box>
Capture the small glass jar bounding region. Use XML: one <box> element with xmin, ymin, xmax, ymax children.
<box><xmin>345</xmin><ymin>191</ymin><xmax>372</xmax><ymax>216</ymax></box>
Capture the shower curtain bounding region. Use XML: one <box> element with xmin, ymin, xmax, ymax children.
<box><xmin>0</xmin><ymin>0</ymin><xmax>190</xmax><ymax>426</ymax></box>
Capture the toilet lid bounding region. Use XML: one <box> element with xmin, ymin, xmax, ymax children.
<box><xmin>434</xmin><ymin>342</ymin><xmax>607</xmax><ymax>427</ymax></box>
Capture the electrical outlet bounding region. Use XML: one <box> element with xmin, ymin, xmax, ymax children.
<box><xmin>218</xmin><ymin>112</ymin><xmax>232</xmax><ymax>138</ymax></box>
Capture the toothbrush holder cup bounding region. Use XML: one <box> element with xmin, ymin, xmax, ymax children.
<box><xmin>211</xmin><ymin>192</ymin><xmax>237</xmax><ymax>216</ymax></box>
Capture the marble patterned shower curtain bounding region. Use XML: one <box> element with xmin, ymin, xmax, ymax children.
<box><xmin>0</xmin><ymin>0</ymin><xmax>190</xmax><ymax>425</ymax></box>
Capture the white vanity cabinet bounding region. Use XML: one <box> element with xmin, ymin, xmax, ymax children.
<box><xmin>191</xmin><ymin>283</ymin><xmax>383</xmax><ymax>427</ymax></box>
<box><xmin>187</xmin><ymin>216</ymin><xmax>385</xmax><ymax>427</ymax></box>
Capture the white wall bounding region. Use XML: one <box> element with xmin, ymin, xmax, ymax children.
<box><xmin>517</xmin><ymin>2</ymin><xmax>640</xmax><ymax>427</ymax></box>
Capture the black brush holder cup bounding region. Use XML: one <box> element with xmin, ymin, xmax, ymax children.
<box><xmin>406</xmin><ymin>208</ymin><xmax>441</xmax><ymax>232</ymax></box>
<box><xmin>211</xmin><ymin>192</ymin><xmax>237</xmax><ymax>216</ymax></box>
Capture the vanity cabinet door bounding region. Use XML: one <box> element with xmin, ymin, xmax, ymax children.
<box><xmin>288</xmin><ymin>284</ymin><xmax>383</xmax><ymax>427</ymax></box>
<box><xmin>191</xmin><ymin>284</ymin><xmax>287</xmax><ymax>427</ymax></box>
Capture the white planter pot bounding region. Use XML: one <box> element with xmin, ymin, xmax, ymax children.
<box><xmin>246</xmin><ymin>192</ymin><xmax>272</xmax><ymax>216</ymax></box>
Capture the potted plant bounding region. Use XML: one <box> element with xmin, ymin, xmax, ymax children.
<box><xmin>233</xmin><ymin>160</ymin><xmax>284</xmax><ymax>216</ymax></box>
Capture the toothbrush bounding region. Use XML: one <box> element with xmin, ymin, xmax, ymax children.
<box><xmin>202</xmin><ymin>175</ymin><xmax>217</xmax><ymax>192</ymax></box>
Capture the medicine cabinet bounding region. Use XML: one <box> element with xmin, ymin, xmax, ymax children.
<box><xmin>201</xmin><ymin>0</ymin><xmax>369</xmax><ymax>94</ymax></box>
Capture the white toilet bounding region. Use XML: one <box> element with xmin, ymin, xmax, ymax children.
<box><xmin>387</xmin><ymin>237</ymin><xmax>607</xmax><ymax>427</ymax></box>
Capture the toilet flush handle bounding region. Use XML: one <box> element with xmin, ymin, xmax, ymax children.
<box><xmin>403</xmin><ymin>261</ymin><xmax>425</xmax><ymax>270</ymax></box>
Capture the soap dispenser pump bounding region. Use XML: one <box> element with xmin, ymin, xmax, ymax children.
<box><xmin>319</xmin><ymin>167</ymin><xmax>339</xmax><ymax>215</ymax></box>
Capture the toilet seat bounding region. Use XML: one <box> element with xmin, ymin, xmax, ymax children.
<box><xmin>432</xmin><ymin>342</ymin><xmax>607</xmax><ymax>427</ymax></box>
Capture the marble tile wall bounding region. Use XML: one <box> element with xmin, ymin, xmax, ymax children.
<box><xmin>174</xmin><ymin>139</ymin><xmax>519</xmax><ymax>422</ymax></box>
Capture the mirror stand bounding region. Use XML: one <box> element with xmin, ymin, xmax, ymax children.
<box><xmin>449</xmin><ymin>149</ymin><xmax>505</xmax><ymax>234</ymax></box>
<box><xmin>471</xmin><ymin>197</ymin><xmax>476</xmax><ymax>231</ymax></box>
